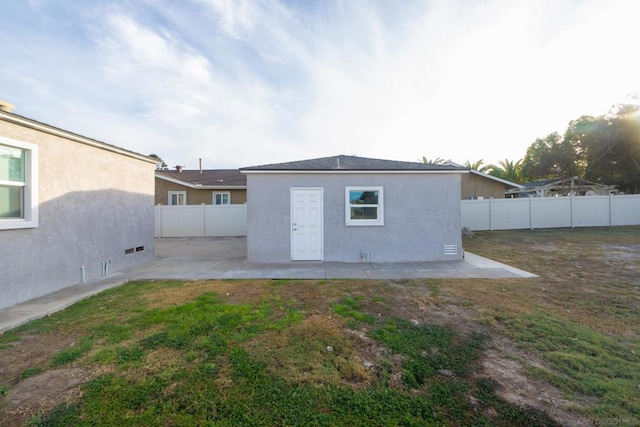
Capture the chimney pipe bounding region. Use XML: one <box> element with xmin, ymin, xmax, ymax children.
<box><xmin>199</xmin><ymin>158</ymin><xmax>202</xmax><ymax>174</ymax></box>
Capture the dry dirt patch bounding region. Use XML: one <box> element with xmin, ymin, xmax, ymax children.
<box><xmin>1</xmin><ymin>367</ymin><xmax>91</xmax><ymax>426</ymax></box>
<box><xmin>143</xmin><ymin>279</ymin><xmax>271</xmax><ymax>309</ymax></box>
<box><xmin>0</xmin><ymin>333</ymin><xmax>81</xmax><ymax>385</ymax></box>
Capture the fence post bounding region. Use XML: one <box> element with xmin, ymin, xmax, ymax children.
<box><xmin>570</xmin><ymin>195</ymin><xmax>574</xmax><ymax>228</ymax></box>
<box><xmin>529</xmin><ymin>197</ymin><xmax>534</xmax><ymax>230</ymax></box>
<box><xmin>609</xmin><ymin>194</ymin><xmax>613</xmax><ymax>227</ymax></box>
<box><xmin>489</xmin><ymin>198</ymin><xmax>493</xmax><ymax>231</ymax></box>
<box><xmin>201</xmin><ymin>203</ymin><xmax>206</xmax><ymax>237</ymax></box>
<box><xmin>156</xmin><ymin>203</ymin><xmax>163</xmax><ymax>238</ymax></box>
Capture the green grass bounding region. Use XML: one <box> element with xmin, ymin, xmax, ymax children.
<box><xmin>504</xmin><ymin>309</ymin><xmax>640</xmax><ymax>417</ymax></box>
<box><xmin>332</xmin><ymin>296</ymin><xmax>378</xmax><ymax>325</ymax></box>
<box><xmin>19</xmin><ymin>368</ymin><xmax>42</xmax><ymax>379</ymax></box>
<box><xmin>1</xmin><ymin>281</ymin><xmax>559</xmax><ymax>426</ymax></box>
<box><xmin>370</xmin><ymin>317</ymin><xmax>487</xmax><ymax>387</ymax></box>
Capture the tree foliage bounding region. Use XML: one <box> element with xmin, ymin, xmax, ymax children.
<box><xmin>520</xmin><ymin>132</ymin><xmax>577</xmax><ymax>180</ymax></box>
<box><xmin>420</xmin><ymin>156</ymin><xmax>448</xmax><ymax>165</ymax></box>
<box><xmin>422</xmin><ymin>103</ymin><xmax>640</xmax><ymax>192</ymax></box>
<box><xmin>521</xmin><ymin>106</ymin><xmax>640</xmax><ymax>193</ymax></box>
<box><xmin>464</xmin><ymin>159</ymin><xmax>492</xmax><ymax>173</ymax></box>
<box><xmin>149</xmin><ymin>154</ymin><xmax>169</xmax><ymax>171</ymax></box>
<box><xmin>487</xmin><ymin>159</ymin><xmax>523</xmax><ymax>183</ymax></box>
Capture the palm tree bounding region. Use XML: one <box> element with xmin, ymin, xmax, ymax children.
<box><xmin>420</xmin><ymin>156</ymin><xmax>448</xmax><ymax>165</ymax></box>
<box><xmin>464</xmin><ymin>159</ymin><xmax>492</xmax><ymax>173</ymax></box>
<box><xmin>487</xmin><ymin>159</ymin><xmax>523</xmax><ymax>183</ymax></box>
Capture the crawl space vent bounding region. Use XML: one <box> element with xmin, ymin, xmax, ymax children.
<box><xmin>444</xmin><ymin>244</ymin><xmax>458</xmax><ymax>256</ymax></box>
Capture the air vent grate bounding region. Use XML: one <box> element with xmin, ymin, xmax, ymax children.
<box><xmin>444</xmin><ymin>244</ymin><xmax>458</xmax><ymax>256</ymax></box>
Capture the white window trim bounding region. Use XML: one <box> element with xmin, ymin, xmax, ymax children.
<box><xmin>213</xmin><ymin>191</ymin><xmax>231</xmax><ymax>205</ymax></box>
<box><xmin>0</xmin><ymin>137</ymin><xmax>38</xmax><ymax>230</ymax></box>
<box><xmin>168</xmin><ymin>190</ymin><xmax>187</xmax><ymax>205</ymax></box>
<box><xmin>345</xmin><ymin>186</ymin><xmax>384</xmax><ymax>226</ymax></box>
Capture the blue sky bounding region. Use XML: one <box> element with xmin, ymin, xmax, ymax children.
<box><xmin>1</xmin><ymin>0</ymin><xmax>639</xmax><ymax>169</ymax></box>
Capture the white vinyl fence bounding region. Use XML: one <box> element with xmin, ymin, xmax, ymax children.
<box><xmin>155</xmin><ymin>196</ymin><xmax>640</xmax><ymax>237</ymax></box>
<box><xmin>155</xmin><ymin>204</ymin><xmax>247</xmax><ymax>238</ymax></box>
<box><xmin>462</xmin><ymin>195</ymin><xmax>640</xmax><ymax>231</ymax></box>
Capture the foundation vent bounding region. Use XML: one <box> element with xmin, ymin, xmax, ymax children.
<box><xmin>444</xmin><ymin>244</ymin><xmax>458</xmax><ymax>256</ymax></box>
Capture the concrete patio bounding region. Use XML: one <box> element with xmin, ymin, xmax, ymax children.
<box><xmin>0</xmin><ymin>237</ymin><xmax>536</xmax><ymax>332</ymax></box>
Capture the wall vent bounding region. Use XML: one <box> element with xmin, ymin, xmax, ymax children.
<box><xmin>444</xmin><ymin>244</ymin><xmax>458</xmax><ymax>256</ymax></box>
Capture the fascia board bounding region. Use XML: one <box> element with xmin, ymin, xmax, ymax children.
<box><xmin>241</xmin><ymin>170</ymin><xmax>468</xmax><ymax>175</ymax></box>
<box><xmin>470</xmin><ymin>170</ymin><xmax>524</xmax><ymax>188</ymax></box>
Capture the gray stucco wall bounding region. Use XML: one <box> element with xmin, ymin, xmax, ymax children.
<box><xmin>0</xmin><ymin>120</ymin><xmax>156</xmax><ymax>310</ymax></box>
<box><xmin>246</xmin><ymin>172</ymin><xmax>462</xmax><ymax>263</ymax></box>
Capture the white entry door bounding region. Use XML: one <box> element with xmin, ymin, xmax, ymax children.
<box><xmin>291</xmin><ymin>188</ymin><xmax>323</xmax><ymax>261</ymax></box>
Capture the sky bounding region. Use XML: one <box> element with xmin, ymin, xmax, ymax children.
<box><xmin>1</xmin><ymin>0</ymin><xmax>639</xmax><ymax>170</ymax></box>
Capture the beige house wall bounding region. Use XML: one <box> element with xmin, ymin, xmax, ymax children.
<box><xmin>461</xmin><ymin>173</ymin><xmax>508</xmax><ymax>199</ymax></box>
<box><xmin>0</xmin><ymin>117</ymin><xmax>156</xmax><ymax>310</ymax></box>
<box><xmin>155</xmin><ymin>177</ymin><xmax>246</xmax><ymax>205</ymax></box>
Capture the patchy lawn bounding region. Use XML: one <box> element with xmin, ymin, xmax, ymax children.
<box><xmin>1</xmin><ymin>226</ymin><xmax>638</xmax><ymax>426</ymax></box>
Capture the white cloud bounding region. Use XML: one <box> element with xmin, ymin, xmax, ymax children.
<box><xmin>2</xmin><ymin>0</ymin><xmax>640</xmax><ymax>169</ymax></box>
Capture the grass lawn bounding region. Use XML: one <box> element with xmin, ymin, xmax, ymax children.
<box><xmin>1</xmin><ymin>226</ymin><xmax>639</xmax><ymax>426</ymax></box>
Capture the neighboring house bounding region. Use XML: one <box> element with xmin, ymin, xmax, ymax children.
<box><xmin>0</xmin><ymin>106</ymin><xmax>157</xmax><ymax>310</ymax></box>
<box><xmin>441</xmin><ymin>161</ymin><xmax>522</xmax><ymax>199</ymax></box>
<box><xmin>240</xmin><ymin>155</ymin><xmax>468</xmax><ymax>263</ymax></box>
<box><xmin>506</xmin><ymin>177</ymin><xmax>619</xmax><ymax>198</ymax></box>
<box><xmin>462</xmin><ymin>170</ymin><xmax>523</xmax><ymax>199</ymax></box>
<box><xmin>155</xmin><ymin>168</ymin><xmax>247</xmax><ymax>205</ymax></box>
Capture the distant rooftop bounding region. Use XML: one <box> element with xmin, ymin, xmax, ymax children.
<box><xmin>156</xmin><ymin>169</ymin><xmax>246</xmax><ymax>186</ymax></box>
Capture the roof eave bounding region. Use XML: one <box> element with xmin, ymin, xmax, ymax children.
<box><xmin>240</xmin><ymin>169</ymin><xmax>468</xmax><ymax>174</ymax></box>
<box><xmin>470</xmin><ymin>170</ymin><xmax>524</xmax><ymax>188</ymax></box>
<box><xmin>0</xmin><ymin>110</ymin><xmax>158</xmax><ymax>164</ymax></box>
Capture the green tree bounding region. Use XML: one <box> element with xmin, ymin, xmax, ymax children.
<box><xmin>520</xmin><ymin>132</ymin><xmax>577</xmax><ymax>181</ymax></box>
<box><xmin>149</xmin><ymin>154</ymin><xmax>168</xmax><ymax>171</ymax></box>
<box><xmin>568</xmin><ymin>107</ymin><xmax>640</xmax><ymax>193</ymax></box>
<box><xmin>612</xmin><ymin>105</ymin><xmax>640</xmax><ymax>192</ymax></box>
<box><xmin>420</xmin><ymin>156</ymin><xmax>447</xmax><ymax>165</ymax></box>
<box><xmin>487</xmin><ymin>159</ymin><xmax>523</xmax><ymax>183</ymax></box>
<box><xmin>464</xmin><ymin>159</ymin><xmax>491</xmax><ymax>173</ymax></box>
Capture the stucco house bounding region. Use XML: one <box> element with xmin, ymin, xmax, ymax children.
<box><xmin>0</xmin><ymin>105</ymin><xmax>157</xmax><ymax>310</ymax></box>
<box><xmin>240</xmin><ymin>155</ymin><xmax>468</xmax><ymax>263</ymax></box>
<box><xmin>155</xmin><ymin>168</ymin><xmax>246</xmax><ymax>205</ymax></box>
<box><xmin>462</xmin><ymin>170</ymin><xmax>522</xmax><ymax>199</ymax></box>
<box><xmin>440</xmin><ymin>161</ymin><xmax>522</xmax><ymax>199</ymax></box>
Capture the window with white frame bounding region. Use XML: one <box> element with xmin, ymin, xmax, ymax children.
<box><xmin>345</xmin><ymin>186</ymin><xmax>384</xmax><ymax>226</ymax></box>
<box><xmin>213</xmin><ymin>191</ymin><xmax>230</xmax><ymax>205</ymax></box>
<box><xmin>168</xmin><ymin>191</ymin><xmax>186</xmax><ymax>205</ymax></box>
<box><xmin>0</xmin><ymin>138</ymin><xmax>38</xmax><ymax>229</ymax></box>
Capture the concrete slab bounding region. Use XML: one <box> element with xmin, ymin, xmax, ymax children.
<box><xmin>0</xmin><ymin>237</ymin><xmax>536</xmax><ymax>332</ymax></box>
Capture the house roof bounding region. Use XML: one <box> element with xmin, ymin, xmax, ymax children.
<box><xmin>241</xmin><ymin>155</ymin><xmax>468</xmax><ymax>172</ymax></box>
<box><xmin>517</xmin><ymin>177</ymin><xmax>608</xmax><ymax>190</ymax></box>
<box><xmin>469</xmin><ymin>170</ymin><xmax>523</xmax><ymax>188</ymax></box>
<box><xmin>0</xmin><ymin>110</ymin><xmax>158</xmax><ymax>164</ymax></box>
<box><xmin>506</xmin><ymin>176</ymin><xmax>618</xmax><ymax>195</ymax></box>
<box><xmin>440</xmin><ymin>161</ymin><xmax>522</xmax><ymax>188</ymax></box>
<box><xmin>156</xmin><ymin>169</ymin><xmax>246</xmax><ymax>188</ymax></box>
